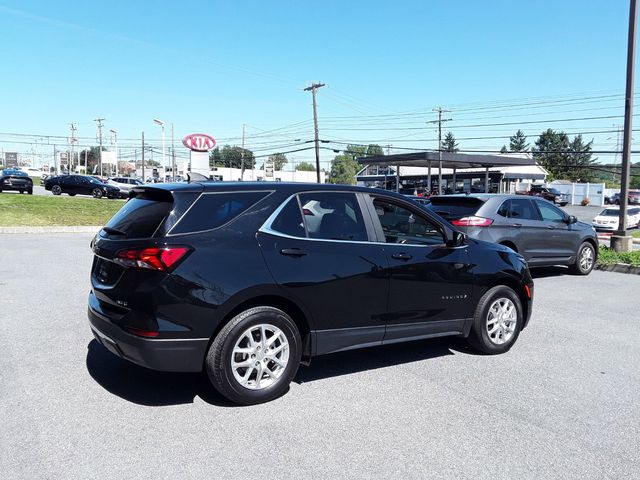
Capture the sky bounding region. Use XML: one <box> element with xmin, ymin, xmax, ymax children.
<box><xmin>0</xmin><ymin>0</ymin><xmax>637</xmax><ymax>170</ymax></box>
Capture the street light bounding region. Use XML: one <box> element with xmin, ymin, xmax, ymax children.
<box><xmin>153</xmin><ymin>118</ymin><xmax>166</xmax><ymax>180</ymax></box>
<box><xmin>109</xmin><ymin>129</ymin><xmax>118</xmax><ymax>175</ymax></box>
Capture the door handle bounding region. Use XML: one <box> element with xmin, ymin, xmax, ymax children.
<box><xmin>280</xmin><ymin>248</ymin><xmax>307</xmax><ymax>257</ymax></box>
<box><xmin>512</xmin><ymin>223</ymin><xmax>522</xmax><ymax>228</ymax></box>
<box><xmin>391</xmin><ymin>252</ymin><xmax>412</xmax><ymax>260</ymax></box>
<box><xmin>547</xmin><ymin>225</ymin><xmax>555</xmax><ymax>230</ymax></box>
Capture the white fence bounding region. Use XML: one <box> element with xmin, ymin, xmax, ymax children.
<box><xmin>549</xmin><ymin>182</ymin><xmax>606</xmax><ymax>206</ymax></box>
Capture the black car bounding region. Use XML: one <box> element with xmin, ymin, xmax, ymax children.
<box><xmin>428</xmin><ymin>194</ymin><xmax>598</xmax><ymax>274</ymax></box>
<box><xmin>0</xmin><ymin>169</ymin><xmax>33</xmax><ymax>194</ymax></box>
<box><xmin>88</xmin><ymin>183</ymin><xmax>534</xmax><ymax>405</ymax></box>
<box><xmin>44</xmin><ymin>174</ymin><xmax>120</xmax><ymax>199</ymax></box>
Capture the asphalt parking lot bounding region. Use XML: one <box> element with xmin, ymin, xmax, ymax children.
<box><xmin>1</xmin><ymin>233</ymin><xmax>639</xmax><ymax>479</ymax></box>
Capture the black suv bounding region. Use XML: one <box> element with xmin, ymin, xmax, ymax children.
<box><xmin>0</xmin><ymin>169</ymin><xmax>33</xmax><ymax>194</ymax></box>
<box><xmin>44</xmin><ymin>174</ymin><xmax>120</xmax><ymax>198</ymax></box>
<box><xmin>88</xmin><ymin>183</ymin><xmax>533</xmax><ymax>405</ymax></box>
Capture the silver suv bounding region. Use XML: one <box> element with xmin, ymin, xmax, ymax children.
<box><xmin>427</xmin><ymin>194</ymin><xmax>598</xmax><ymax>275</ymax></box>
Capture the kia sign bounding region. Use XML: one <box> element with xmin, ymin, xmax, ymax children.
<box><xmin>182</xmin><ymin>133</ymin><xmax>216</xmax><ymax>152</ymax></box>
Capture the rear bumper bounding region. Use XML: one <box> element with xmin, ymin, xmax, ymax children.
<box><xmin>88</xmin><ymin>292</ymin><xmax>208</xmax><ymax>372</ymax></box>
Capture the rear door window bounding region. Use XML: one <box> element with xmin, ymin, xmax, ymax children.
<box><xmin>508</xmin><ymin>199</ymin><xmax>540</xmax><ymax>221</ymax></box>
<box><xmin>298</xmin><ymin>192</ymin><xmax>368</xmax><ymax>241</ymax></box>
<box><xmin>171</xmin><ymin>191</ymin><xmax>270</xmax><ymax>234</ymax></box>
<box><xmin>270</xmin><ymin>197</ymin><xmax>306</xmax><ymax>238</ymax></box>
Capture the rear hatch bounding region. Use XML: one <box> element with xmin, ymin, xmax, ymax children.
<box><xmin>90</xmin><ymin>185</ymin><xmax>201</xmax><ymax>330</ymax></box>
<box><xmin>427</xmin><ymin>196</ymin><xmax>487</xmax><ymax>222</ymax></box>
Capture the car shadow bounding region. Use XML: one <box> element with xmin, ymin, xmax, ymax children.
<box><xmin>87</xmin><ymin>336</ymin><xmax>468</xmax><ymax>407</ymax></box>
<box><xmin>85</xmin><ymin>340</ymin><xmax>235</xmax><ymax>407</ymax></box>
<box><xmin>529</xmin><ymin>266</ymin><xmax>571</xmax><ymax>278</ymax></box>
<box><xmin>295</xmin><ymin>336</ymin><xmax>464</xmax><ymax>384</ymax></box>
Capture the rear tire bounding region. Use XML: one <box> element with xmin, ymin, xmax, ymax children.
<box><xmin>51</xmin><ymin>185</ymin><xmax>62</xmax><ymax>195</ymax></box>
<box><xmin>569</xmin><ymin>241</ymin><xmax>595</xmax><ymax>275</ymax></box>
<box><xmin>467</xmin><ymin>285</ymin><xmax>523</xmax><ymax>355</ymax></box>
<box><xmin>205</xmin><ymin>306</ymin><xmax>302</xmax><ymax>405</ymax></box>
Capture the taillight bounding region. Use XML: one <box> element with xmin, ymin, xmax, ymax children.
<box><xmin>114</xmin><ymin>246</ymin><xmax>191</xmax><ymax>272</ymax></box>
<box><xmin>451</xmin><ymin>216</ymin><xmax>493</xmax><ymax>227</ymax></box>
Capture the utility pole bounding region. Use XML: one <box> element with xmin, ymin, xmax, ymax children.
<box><xmin>141</xmin><ymin>132</ymin><xmax>145</xmax><ymax>181</ymax></box>
<box><xmin>432</xmin><ymin>107</ymin><xmax>451</xmax><ymax>195</ymax></box>
<box><xmin>304</xmin><ymin>82</ymin><xmax>326</xmax><ymax>183</ymax></box>
<box><xmin>613</xmin><ymin>0</ymin><xmax>638</xmax><ymax>252</ymax></box>
<box><xmin>94</xmin><ymin>118</ymin><xmax>105</xmax><ymax>177</ymax></box>
<box><xmin>69</xmin><ymin>123</ymin><xmax>77</xmax><ymax>174</ymax></box>
<box><xmin>240</xmin><ymin>123</ymin><xmax>246</xmax><ymax>180</ymax></box>
<box><xmin>171</xmin><ymin>123</ymin><xmax>175</xmax><ymax>181</ymax></box>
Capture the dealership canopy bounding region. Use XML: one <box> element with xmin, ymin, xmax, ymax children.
<box><xmin>356</xmin><ymin>151</ymin><xmax>540</xmax><ymax>193</ymax></box>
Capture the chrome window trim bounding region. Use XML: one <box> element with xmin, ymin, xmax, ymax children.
<box><xmin>259</xmin><ymin>192</ymin><xmax>449</xmax><ymax>248</ymax></box>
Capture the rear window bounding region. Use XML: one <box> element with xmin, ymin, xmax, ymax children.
<box><xmin>427</xmin><ymin>197</ymin><xmax>485</xmax><ymax>220</ymax></box>
<box><xmin>103</xmin><ymin>197</ymin><xmax>172</xmax><ymax>239</ymax></box>
<box><xmin>170</xmin><ymin>191</ymin><xmax>269</xmax><ymax>234</ymax></box>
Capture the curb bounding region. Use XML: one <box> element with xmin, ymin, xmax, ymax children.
<box><xmin>0</xmin><ymin>226</ymin><xmax>102</xmax><ymax>234</ymax></box>
<box><xmin>595</xmin><ymin>263</ymin><xmax>640</xmax><ymax>275</ymax></box>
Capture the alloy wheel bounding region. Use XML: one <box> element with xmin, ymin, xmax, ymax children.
<box><xmin>486</xmin><ymin>298</ymin><xmax>517</xmax><ymax>345</ymax></box>
<box><xmin>231</xmin><ymin>324</ymin><xmax>290</xmax><ymax>390</ymax></box>
<box><xmin>580</xmin><ymin>246</ymin><xmax>594</xmax><ymax>272</ymax></box>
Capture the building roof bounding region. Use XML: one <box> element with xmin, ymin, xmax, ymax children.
<box><xmin>357</xmin><ymin>151</ymin><xmax>537</xmax><ymax>169</ymax></box>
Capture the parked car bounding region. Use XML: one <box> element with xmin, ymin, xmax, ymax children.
<box><xmin>106</xmin><ymin>177</ymin><xmax>145</xmax><ymax>192</ymax></box>
<box><xmin>405</xmin><ymin>194</ymin><xmax>431</xmax><ymax>206</ymax></box>
<box><xmin>605</xmin><ymin>193</ymin><xmax>620</xmax><ymax>205</ymax></box>
<box><xmin>629</xmin><ymin>190</ymin><xmax>640</xmax><ymax>205</ymax></box>
<box><xmin>0</xmin><ymin>169</ymin><xmax>33</xmax><ymax>194</ymax></box>
<box><xmin>428</xmin><ymin>194</ymin><xmax>598</xmax><ymax>274</ymax></box>
<box><xmin>592</xmin><ymin>206</ymin><xmax>640</xmax><ymax>231</ymax></box>
<box><xmin>88</xmin><ymin>183</ymin><xmax>534</xmax><ymax>405</ymax></box>
<box><xmin>44</xmin><ymin>174</ymin><xmax>121</xmax><ymax>199</ymax></box>
<box><xmin>516</xmin><ymin>185</ymin><xmax>569</xmax><ymax>206</ymax></box>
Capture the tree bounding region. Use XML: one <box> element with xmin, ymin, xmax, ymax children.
<box><xmin>78</xmin><ymin>146</ymin><xmax>106</xmax><ymax>174</ymax></box>
<box><xmin>329</xmin><ymin>154</ymin><xmax>359</xmax><ymax>185</ymax></box>
<box><xmin>268</xmin><ymin>153</ymin><xmax>288</xmax><ymax>171</ymax></box>
<box><xmin>532</xmin><ymin>129</ymin><xmax>596</xmax><ymax>182</ymax></box>
<box><xmin>442</xmin><ymin>132</ymin><xmax>458</xmax><ymax>152</ymax></box>
<box><xmin>509</xmin><ymin>130</ymin><xmax>529</xmax><ymax>152</ymax></box>
<box><xmin>209</xmin><ymin>145</ymin><xmax>255</xmax><ymax>169</ymax></box>
<box><xmin>500</xmin><ymin>145</ymin><xmax>508</xmax><ymax>154</ymax></box>
<box><xmin>296</xmin><ymin>161</ymin><xmax>316</xmax><ymax>171</ymax></box>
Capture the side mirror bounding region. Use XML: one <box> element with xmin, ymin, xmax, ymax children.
<box><xmin>566</xmin><ymin>215</ymin><xmax>577</xmax><ymax>224</ymax></box>
<box><xmin>446</xmin><ymin>229</ymin><xmax>466</xmax><ymax>247</ymax></box>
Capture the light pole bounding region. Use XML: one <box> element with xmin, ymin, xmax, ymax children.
<box><xmin>109</xmin><ymin>129</ymin><xmax>118</xmax><ymax>175</ymax></box>
<box><xmin>153</xmin><ymin>119</ymin><xmax>166</xmax><ymax>180</ymax></box>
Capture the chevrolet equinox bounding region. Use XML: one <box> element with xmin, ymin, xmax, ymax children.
<box><xmin>88</xmin><ymin>182</ymin><xmax>534</xmax><ymax>405</ymax></box>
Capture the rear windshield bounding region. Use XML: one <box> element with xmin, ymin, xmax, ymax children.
<box><xmin>103</xmin><ymin>197</ymin><xmax>172</xmax><ymax>238</ymax></box>
<box><xmin>427</xmin><ymin>197</ymin><xmax>485</xmax><ymax>219</ymax></box>
<box><xmin>170</xmin><ymin>191</ymin><xmax>270</xmax><ymax>234</ymax></box>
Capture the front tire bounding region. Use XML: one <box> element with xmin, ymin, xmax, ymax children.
<box><xmin>27</xmin><ymin>188</ymin><xmax>33</xmax><ymax>195</ymax></box>
<box><xmin>467</xmin><ymin>285</ymin><xmax>523</xmax><ymax>354</ymax></box>
<box><xmin>51</xmin><ymin>185</ymin><xmax>62</xmax><ymax>195</ymax></box>
<box><xmin>92</xmin><ymin>188</ymin><xmax>103</xmax><ymax>199</ymax></box>
<box><xmin>205</xmin><ymin>306</ymin><xmax>302</xmax><ymax>405</ymax></box>
<box><xmin>569</xmin><ymin>241</ymin><xmax>595</xmax><ymax>275</ymax></box>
